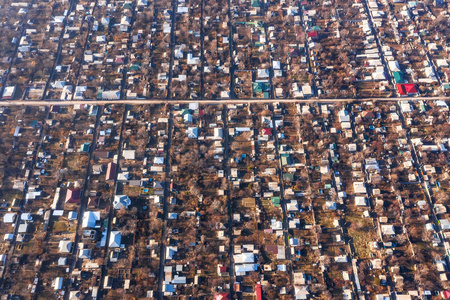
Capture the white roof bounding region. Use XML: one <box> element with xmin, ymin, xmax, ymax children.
<box><xmin>21</xmin><ymin>213</ymin><xmax>32</xmax><ymax>221</ymax></box>
<box><xmin>166</xmin><ymin>246</ymin><xmax>177</xmax><ymax>260</ymax></box>
<box><xmin>235</xmin><ymin>263</ymin><xmax>257</xmax><ymax>275</ymax></box>
<box><xmin>257</xmin><ymin>69</ymin><xmax>269</xmax><ymax>78</ymax></box>
<box><xmin>273</xmin><ymin>61</ymin><xmax>281</xmax><ymax>69</ymax></box>
<box><xmin>109</xmin><ymin>231</ymin><xmax>121</xmax><ymax>248</ymax></box>
<box><xmin>4</xmin><ymin>233</ymin><xmax>13</xmax><ymax>241</ymax></box>
<box><xmin>102</xmin><ymin>90</ymin><xmax>120</xmax><ymax>100</ymax></box>
<box><xmin>154</xmin><ymin>157</ymin><xmax>164</xmax><ymax>164</ymax></box>
<box><xmin>58</xmin><ymin>240</ymin><xmax>72</xmax><ymax>253</ymax></box>
<box><xmin>2</xmin><ymin>86</ymin><xmax>15</xmax><ymax>98</ymax></box>
<box><xmin>214</xmin><ymin>127</ymin><xmax>223</xmax><ymax>139</ymax></box>
<box><xmin>82</xmin><ymin>211</ymin><xmax>100</xmax><ymax>228</ymax></box>
<box><xmin>234</xmin><ymin>252</ymin><xmax>254</xmax><ymax>263</ymax></box>
<box><xmin>18</xmin><ymin>224</ymin><xmax>28</xmax><ymax>233</ymax></box>
<box><xmin>58</xmin><ymin>257</ymin><xmax>67</xmax><ymax>266</ymax></box>
<box><xmin>189</xmin><ymin>102</ymin><xmax>199</xmax><ymax>110</ymax></box>
<box><xmin>338</xmin><ymin>110</ymin><xmax>350</xmax><ymax>122</ymax></box>
<box><xmin>54</xmin><ymin>277</ymin><xmax>64</xmax><ymax>290</ymax></box>
<box><xmin>68</xmin><ymin>211</ymin><xmax>77</xmax><ymax>220</ymax></box>
<box><xmin>114</xmin><ymin>195</ymin><xmax>131</xmax><ymax>210</ymax></box>
<box><xmin>294</xmin><ymin>285</ymin><xmax>310</xmax><ymax>300</ymax></box>
<box><xmin>355</xmin><ymin>196</ymin><xmax>367</xmax><ymax>206</ymax></box>
<box><xmin>381</xmin><ymin>224</ymin><xmax>395</xmax><ymax>235</ymax></box>
<box><xmin>122</xmin><ymin>149</ymin><xmax>136</xmax><ymax>160</ymax></box>
<box><xmin>3</xmin><ymin>213</ymin><xmax>16</xmax><ymax>223</ymax></box>
<box><xmin>96</xmin><ymin>35</ymin><xmax>106</xmax><ymax>43</ymax></box>
<box><xmin>187</xmin><ymin>127</ymin><xmax>198</xmax><ymax>138</ymax></box>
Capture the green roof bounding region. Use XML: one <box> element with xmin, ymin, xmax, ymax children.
<box><xmin>271</xmin><ymin>197</ymin><xmax>281</xmax><ymax>207</ymax></box>
<box><xmin>96</xmin><ymin>89</ymin><xmax>103</xmax><ymax>99</ymax></box>
<box><xmin>393</xmin><ymin>71</ymin><xmax>403</xmax><ymax>83</ymax></box>
<box><xmin>253</xmin><ymin>82</ymin><xmax>270</xmax><ymax>93</ymax></box>
<box><xmin>281</xmin><ymin>154</ymin><xmax>293</xmax><ymax>166</ymax></box>
<box><xmin>80</xmin><ymin>142</ymin><xmax>90</xmax><ymax>152</ymax></box>
<box><xmin>129</xmin><ymin>63</ymin><xmax>141</xmax><ymax>71</ymax></box>
<box><xmin>283</xmin><ymin>173</ymin><xmax>294</xmax><ymax>181</ymax></box>
<box><xmin>251</xmin><ymin>0</ymin><xmax>260</xmax><ymax>7</ymax></box>
<box><xmin>181</xmin><ymin>108</ymin><xmax>192</xmax><ymax>116</ymax></box>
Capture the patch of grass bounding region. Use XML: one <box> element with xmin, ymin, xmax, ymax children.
<box><xmin>53</xmin><ymin>221</ymin><xmax>68</xmax><ymax>232</ymax></box>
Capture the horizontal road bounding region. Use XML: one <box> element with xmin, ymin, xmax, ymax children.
<box><xmin>0</xmin><ymin>96</ymin><xmax>449</xmax><ymax>106</ymax></box>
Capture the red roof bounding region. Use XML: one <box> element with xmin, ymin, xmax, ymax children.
<box><xmin>307</xmin><ymin>31</ymin><xmax>318</xmax><ymax>38</ymax></box>
<box><xmin>442</xmin><ymin>291</ymin><xmax>450</xmax><ymax>299</ymax></box>
<box><xmin>361</xmin><ymin>110</ymin><xmax>375</xmax><ymax>119</ymax></box>
<box><xmin>396</xmin><ymin>83</ymin><xmax>418</xmax><ymax>96</ymax></box>
<box><xmin>65</xmin><ymin>188</ymin><xmax>81</xmax><ymax>204</ymax></box>
<box><xmin>215</xmin><ymin>293</ymin><xmax>230</xmax><ymax>300</ymax></box>
<box><xmin>115</xmin><ymin>56</ymin><xmax>125</xmax><ymax>64</ymax></box>
<box><xmin>256</xmin><ymin>284</ymin><xmax>262</xmax><ymax>300</ymax></box>
<box><xmin>87</xmin><ymin>197</ymin><xmax>99</xmax><ymax>208</ymax></box>
<box><xmin>106</xmin><ymin>162</ymin><xmax>116</xmax><ymax>181</ymax></box>
<box><xmin>262</xmin><ymin>128</ymin><xmax>272</xmax><ymax>135</ymax></box>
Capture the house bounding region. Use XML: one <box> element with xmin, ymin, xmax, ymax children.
<box><xmin>273</xmin><ymin>61</ymin><xmax>281</xmax><ymax>69</ymax></box>
<box><xmin>217</xmin><ymin>264</ymin><xmax>229</xmax><ymax>276</ymax></box>
<box><xmin>78</xmin><ymin>248</ymin><xmax>92</xmax><ymax>259</ymax></box>
<box><xmin>154</xmin><ymin>157</ymin><xmax>164</xmax><ymax>164</ymax></box>
<box><xmin>65</xmin><ymin>188</ymin><xmax>82</xmax><ymax>204</ymax></box>
<box><xmin>257</xmin><ymin>69</ymin><xmax>269</xmax><ymax>79</ymax></box>
<box><xmin>235</xmin><ymin>252</ymin><xmax>255</xmax><ymax>264</ymax></box>
<box><xmin>294</xmin><ymin>285</ymin><xmax>309</xmax><ymax>300</ymax></box>
<box><xmin>338</xmin><ymin>110</ymin><xmax>350</xmax><ymax>123</ymax></box>
<box><xmin>82</xmin><ymin>211</ymin><xmax>101</xmax><ymax>228</ymax></box>
<box><xmin>361</xmin><ymin>110</ymin><xmax>375</xmax><ymax>119</ymax></box>
<box><xmin>441</xmin><ymin>291</ymin><xmax>450</xmax><ymax>299</ymax></box>
<box><xmin>92</xmin><ymin>164</ymin><xmax>104</xmax><ymax>175</ymax></box>
<box><xmin>94</xmin><ymin>150</ymin><xmax>110</xmax><ymax>159</ymax></box>
<box><xmin>355</xmin><ymin>196</ymin><xmax>367</xmax><ymax>206</ymax></box>
<box><xmin>214</xmin><ymin>128</ymin><xmax>223</xmax><ymax>139</ymax></box>
<box><xmin>326</xmin><ymin>201</ymin><xmax>337</xmax><ymax>210</ymax></box>
<box><xmin>3</xmin><ymin>213</ymin><xmax>16</xmax><ymax>223</ymax></box>
<box><xmin>2</xmin><ymin>86</ymin><xmax>16</xmax><ymax>100</ymax></box>
<box><xmin>87</xmin><ymin>197</ymin><xmax>99</xmax><ymax>208</ymax></box>
<box><xmin>187</xmin><ymin>127</ymin><xmax>198</xmax><ymax>138</ymax></box>
<box><xmin>255</xmin><ymin>284</ymin><xmax>262</xmax><ymax>300</ymax></box>
<box><xmin>353</xmin><ymin>182</ymin><xmax>367</xmax><ymax>194</ymax></box>
<box><xmin>53</xmin><ymin>277</ymin><xmax>64</xmax><ymax>290</ymax></box>
<box><xmin>381</xmin><ymin>225</ymin><xmax>395</xmax><ymax>236</ymax></box>
<box><xmin>58</xmin><ymin>240</ymin><xmax>72</xmax><ymax>253</ymax></box>
<box><xmin>103</xmin><ymin>276</ymin><xmax>113</xmax><ymax>289</ymax></box>
<box><xmin>114</xmin><ymin>195</ymin><xmax>131</xmax><ymax>210</ymax></box>
<box><xmin>58</xmin><ymin>257</ymin><xmax>67</xmax><ymax>266</ymax></box>
<box><xmin>109</xmin><ymin>231</ymin><xmax>122</xmax><ymax>248</ymax></box>
<box><xmin>215</xmin><ymin>293</ymin><xmax>231</xmax><ymax>300</ymax></box>
<box><xmin>166</xmin><ymin>246</ymin><xmax>178</xmax><ymax>260</ymax></box>
<box><xmin>122</xmin><ymin>150</ymin><xmax>136</xmax><ymax>160</ymax></box>
<box><xmin>262</xmin><ymin>128</ymin><xmax>272</xmax><ymax>136</ymax></box>
<box><xmin>80</xmin><ymin>142</ymin><xmax>91</xmax><ymax>152</ymax></box>
<box><xmin>106</xmin><ymin>162</ymin><xmax>116</xmax><ymax>181</ymax></box>
<box><xmin>68</xmin><ymin>211</ymin><xmax>77</xmax><ymax>220</ymax></box>
<box><xmin>101</xmin><ymin>90</ymin><xmax>120</xmax><ymax>100</ymax></box>
<box><xmin>396</xmin><ymin>84</ymin><xmax>418</xmax><ymax>96</ymax></box>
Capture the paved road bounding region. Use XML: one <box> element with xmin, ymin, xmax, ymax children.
<box><xmin>1</xmin><ymin>96</ymin><xmax>450</xmax><ymax>106</ymax></box>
